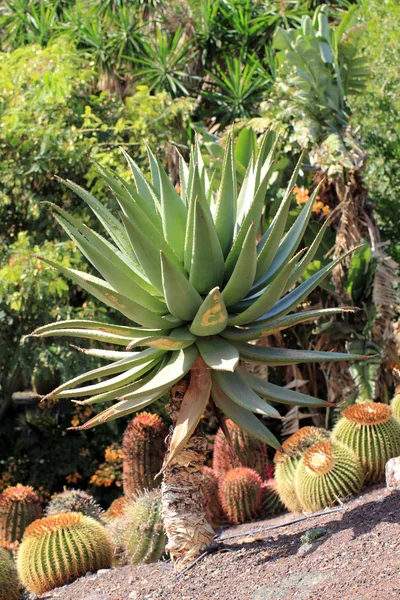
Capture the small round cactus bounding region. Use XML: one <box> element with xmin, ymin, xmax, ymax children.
<box><xmin>201</xmin><ymin>467</ymin><xmax>227</xmax><ymax>530</ymax></box>
<box><xmin>105</xmin><ymin>496</ymin><xmax>130</xmax><ymax>521</ymax></box>
<box><xmin>295</xmin><ymin>440</ymin><xmax>363</xmax><ymax>512</ymax></box>
<box><xmin>332</xmin><ymin>402</ymin><xmax>400</xmax><ymax>484</ymax></box>
<box><xmin>0</xmin><ymin>547</ymin><xmax>20</xmax><ymax>600</ymax></box>
<box><xmin>17</xmin><ymin>512</ymin><xmax>113</xmax><ymax>594</ymax></box>
<box><xmin>391</xmin><ymin>388</ymin><xmax>400</xmax><ymax>420</ymax></box>
<box><xmin>45</xmin><ymin>489</ymin><xmax>104</xmax><ymax>522</ymax></box>
<box><xmin>218</xmin><ymin>467</ymin><xmax>262</xmax><ymax>525</ymax></box>
<box><xmin>0</xmin><ymin>484</ymin><xmax>42</xmax><ymax>544</ymax></box>
<box><xmin>259</xmin><ymin>480</ymin><xmax>285</xmax><ymax>518</ymax></box>
<box><xmin>213</xmin><ymin>419</ymin><xmax>270</xmax><ymax>479</ymax></box>
<box><xmin>274</xmin><ymin>427</ymin><xmax>330</xmax><ymax>513</ymax></box>
<box><xmin>122</xmin><ymin>412</ymin><xmax>167</xmax><ymax>497</ymax></box>
<box><xmin>120</xmin><ymin>490</ymin><xmax>165</xmax><ymax>565</ymax></box>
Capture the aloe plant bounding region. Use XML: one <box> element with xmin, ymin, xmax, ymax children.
<box><xmin>32</xmin><ymin>134</ymin><xmax>364</xmax><ymax>566</ymax></box>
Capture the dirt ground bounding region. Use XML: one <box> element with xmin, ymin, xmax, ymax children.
<box><xmin>39</xmin><ymin>484</ymin><xmax>400</xmax><ymax>600</ymax></box>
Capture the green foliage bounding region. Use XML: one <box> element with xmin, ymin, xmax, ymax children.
<box><xmin>122</xmin><ymin>413</ymin><xmax>166</xmax><ymax>498</ymax></box>
<box><xmin>120</xmin><ymin>490</ymin><xmax>165</xmax><ymax>565</ymax></box>
<box><xmin>295</xmin><ymin>440</ymin><xmax>363</xmax><ymax>512</ymax></box>
<box><xmin>218</xmin><ymin>467</ymin><xmax>262</xmax><ymax>525</ymax></box>
<box><xmin>332</xmin><ymin>402</ymin><xmax>400</xmax><ymax>485</ymax></box>
<box><xmin>212</xmin><ymin>419</ymin><xmax>269</xmax><ymax>479</ymax></box>
<box><xmin>0</xmin><ymin>547</ymin><xmax>20</xmax><ymax>600</ymax></box>
<box><xmin>16</xmin><ymin>512</ymin><xmax>113</xmax><ymax>593</ymax></box>
<box><xmin>0</xmin><ymin>484</ymin><xmax>42</xmax><ymax>544</ymax></box>
<box><xmin>45</xmin><ymin>489</ymin><xmax>104</xmax><ymax>522</ymax></box>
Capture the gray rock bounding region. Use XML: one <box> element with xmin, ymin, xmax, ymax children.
<box><xmin>253</xmin><ymin>571</ymin><xmax>330</xmax><ymax>599</ymax></box>
<box><xmin>297</xmin><ymin>542</ymin><xmax>316</xmax><ymax>556</ymax></box>
<box><xmin>96</xmin><ymin>569</ymin><xmax>112</xmax><ymax>575</ymax></box>
<box><xmin>129</xmin><ymin>593</ymin><xmax>139</xmax><ymax>600</ymax></box>
<box><xmin>386</xmin><ymin>456</ymin><xmax>400</xmax><ymax>489</ymax></box>
<box><xmin>82</xmin><ymin>595</ymin><xmax>111</xmax><ymax>600</ymax></box>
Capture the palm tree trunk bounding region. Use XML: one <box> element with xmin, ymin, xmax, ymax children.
<box><xmin>161</xmin><ymin>369</ymin><xmax>214</xmax><ymax>570</ymax></box>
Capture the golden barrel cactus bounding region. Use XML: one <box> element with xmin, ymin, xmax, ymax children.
<box><xmin>274</xmin><ymin>427</ymin><xmax>330</xmax><ymax>513</ymax></box>
<box><xmin>332</xmin><ymin>402</ymin><xmax>400</xmax><ymax>484</ymax></box>
<box><xmin>295</xmin><ymin>440</ymin><xmax>363</xmax><ymax>512</ymax></box>
<box><xmin>0</xmin><ymin>485</ymin><xmax>42</xmax><ymax>544</ymax></box>
<box><xmin>0</xmin><ymin>547</ymin><xmax>20</xmax><ymax>600</ymax></box>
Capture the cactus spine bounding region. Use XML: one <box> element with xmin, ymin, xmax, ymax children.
<box><xmin>121</xmin><ymin>491</ymin><xmax>165</xmax><ymax>565</ymax></box>
<box><xmin>17</xmin><ymin>512</ymin><xmax>113</xmax><ymax>594</ymax></box>
<box><xmin>45</xmin><ymin>489</ymin><xmax>104</xmax><ymax>522</ymax></box>
<box><xmin>218</xmin><ymin>467</ymin><xmax>262</xmax><ymax>525</ymax></box>
<box><xmin>0</xmin><ymin>547</ymin><xmax>20</xmax><ymax>600</ymax></box>
<box><xmin>259</xmin><ymin>480</ymin><xmax>284</xmax><ymax>518</ymax></box>
<box><xmin>213</xmin><ymin>420</ymin><xmax>270</xmax><ymax>479</ymax></box>
<box><xmin>122</xmin><ymin>412</ymin><xmax>166</xmax><ymax>497</ymax></box>
<box><xmin>0</xmin><ymin>485</ymin><xmax>42</xmax><ymax>544</ymax></box>
<box><xmin>274</xmin><ymin>427</ymin><xmax>330</xmax><ymax>513</ymax></box>
<box><xmin>201</xmin><ymin>467</ymin><xmax>227</xmax><ymax>530</ymax></box>
<box><xmin>105</xmin><ymin>496</ymin><xmax>129</xmax><ymax>521</ymax></box>
<box><xmin>295</xmin><ymin>440</ymin><xmax>363</xmax><ymax>512</ymax></box>
<box><xmin>332</xmin><ymin>402</ymin><xmax>400</xmax><ymax>484</ymax></box>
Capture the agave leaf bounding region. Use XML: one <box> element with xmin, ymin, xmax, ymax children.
<box><xmin>211</xmin><ymin>384</ymin><xmax>281</xmax><ymax>449</ymax></box>
<box><xmin>239</xmin><ymin>368</ymin><xmax>330</xmax><ymax>407</ymax></box>
<box><xmin>255</xmin><ymin>152</ymin><xmax>304</xmax><ymax>281</ymax></box>
<box><xmin>32</xmin><ymin>319</ymin><xmax>161</xmax><ymax>337</ymax></box>
<box><xmin>189</xmin><ymin>288</ymin><xmax>228</xmax><ymax>336</ymax></box>
<box><xmin>221</xmin><ymin>222</ymin><xmax>257</xmax><ymax>307</ymax></box>
<box><xmin>234</xmin><ymin>342</ymin><xmax>367</xmax><ymax>364</ymax></box>
<box><xmin>212</xmin><ymin>370</ymin><xmax>281</xmax><ymax>419</ymax></box>
<box><xmin>118</xmin><ymin>345</ymin><xmax>198</xmax><ymax>401</ymax></box>
<box><xmin>160</xmin><ymin>252</ymin><xmax>202</xmax><ymax>321</ymax></box>
<box><xmin>196</xmin><ymin>336</ymin><xmax>239</xmax><ymax>371</ymax></box>
<box><xmin>158</xmin><ymin>158</ymin><xmax>187</xmax><ymax>261</ymax></box>
<box><xmin>228</xmin><ymin>254</ymin><xmax>297</xmax><ymax>326</ymax></box>
<box><xmin>189</xmin><ymin>199</ymin><xmax>225</xmax><ymax>294</ymax></box>
<box><xmin>222</xmin><ymin>307</ymin><xmax>356</xmax><ymax>342</ymax></box>
<box><xmin>51</xmin><ymin>208</ymin><xmax>167</xmax><ymax>314</ymax></box>
<box><xmin>128</xmin><ymin>327</ymin><xmax>195</xmax><ymax>350</ymax></box>
<box><xmin>60</xmin><ymin>179</ymin><xmax>134</xmax><ymax>259</ymax></box>
<box><xmin>121</xmin><ymin>148</ymin><xmax>159</xmax><ymax>214</ymax></box>
<box><xmin>252</xmin><ymin>249</ymin><xmax>356</xmax><ymax>327</ymax></box>
<box><xmin>46</xmin><ymin>347</ymin><xmax>166</xmax><ymax>396</ymax></box>
<box><xmin>38</xmin><ymin>257</ymin><xmax>177</xmax><ymax>329</ymax></box>
<box><xmin>163</xmin><ymin>356</ymin><xmax>212</xmax><ymax>469</ymax></box>
<box><xmin>53</xmin><ymin>358</ymin><xmax>161</xmax><ymax>399</ymax></box>
<box><xmin>214</xmin><ymin>134</ymin><xmax>236</xmax><ymax>256</ymax></box>
<box><xmin>253</xmin><ymin>182</ymin><xmax>321</xmax><ymax>292</ymax></box>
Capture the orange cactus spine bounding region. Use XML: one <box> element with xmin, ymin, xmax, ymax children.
<box><xmin>218</xmin><ymin>467</ymin><xmax>262</xmax><ymax>525</ymax></box>
<box><xmin>122</xmin><ymin>412</ymin><xmax>167</xmax><ymax>497</ymax></box>
<box><xmin>0</xmin><ymin>485</ymin><xmax>42</xmax><ymax>544</ymax></box>
<box><xmin>201</xmin><ymin>467</ymin><xmax>227</xmax><ymax>530</ymax></box>
<box><xmin>213</xmin><ymin>419</ymin><xmax>270</xmax><ymax>479</ymax></box>
<box><xmin>0</xmin><ymin>546</ymin><xmax>20</xmax><ymax>600</ymax></box>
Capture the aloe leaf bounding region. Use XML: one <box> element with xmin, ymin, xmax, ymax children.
<box><xmin>146</xmin><ymin>144</ymin><xmax>161</xmax><ymax>195</ymax></box>
<box><xmin>239</xmin><ymin>368</ymin><xmax>329</xmax><ymax>407</ymax></box>
<box><xmin>252</xmin><ymin>250</ymin><xmax>355</xmax><ymax>327</ymax></box>
<box><xmin>228</xmin><ymin>254</ymin><xmax>297</xmax><ymax>326</ymax></box>
<box><xmin>128</xmin><ymin>327</ymin><xmax>195</xmax><ymax>350</ymax></box>
<box><xmin>31</xmin><ymin>328</ymin><xmax>148</xmax><ymax>346</ymax></box>
<box><xmin>33</xmin><ymin>319</ymin><xmax>161</xmax><ymax>337</ymax></box>
<box><xmin>252</xmin><ymin>182</ymin><xmax>321</xmax><ymax>293</ymax></box>
<box><xmin>234</xmin><ymin>342</ymin><xmax>367</xmax><ymax>364</ymax></box>
<box><xmin>118</xmin><ymin>345</ymin><xmax>198</xmax><ymax>401</ymax></box>
<box><xmin>121</xmin><ymin>148</ymin><xmax>159</xmax><ymax>214</ymax></box>
<box><xmin>222</xmin><ymin>308</ymin><xmax>356</xmax><ymax>342</ymax></box>
<box><xmin>189</xmin><ymin>199</ymin><xmax>225</xmax><ymax>294</ymax></box>
<box><xmin>254</xmin><ymin>152</ymin><xmax>304</xmax><ymax>282</ymax></box>
<box><xmin>212</xmin><ymin>370</ymin><xmax>281</xmax><ymax>419</ymax></box>
<box><xmin>184</xmin><ymin>191</ymin><xmax>196</xmax><ymax>272</ymax></box>
<box><xmin>177</xmin><ymin>150</ymin><xmax>190</xmax><ymax>204</ymax></box>
<box><xmin>221</xmin><ymin>222</ymin><xmax>257</xmax><ymax>307</ymax></box>
<box><xmin>71</xmin><ymin>347</ymin><xmax>143</xmax><ymax>361</ymax></box>
<box><xmin>76</xmin><ymin>369</ymin><xmax>159</xmax><ymax>406</ymax></box>
<box><xmin>189</xmin><ymin>288</ymin><xmax>228</xmax><ymax>336</ymax></box>
<box><xmin>196</xmin><ymin>336</ymin><xmax>239</xmax><ymax>371</ymax></box>
<box><xmin>160</xmin><ymin>252</ymin><xmax>202</xmax><ymax>321</ymax></box>
<box><xmin>214</xmin><ymin>134</ymin><xmax>236</xmax><ymax>256</ymax></box>
<box><xmin>38</xmin><ymin>257</ymin><xmax>178</xmax><ymax>329</ymax></box>
<box><xmin>157</xmin><ymin>159</ymin><xmax>187</xmax><ymax>261</ymax></box>
<box><xmin>211</xmin><ymin>384</ymin><xmax>281</xmax><ymax>449</ymax></box>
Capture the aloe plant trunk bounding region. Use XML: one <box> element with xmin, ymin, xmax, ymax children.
<box><xmin>161</xmin><ymin>359</ymin><xmax>214</xmax><ymax>569</ymax></box>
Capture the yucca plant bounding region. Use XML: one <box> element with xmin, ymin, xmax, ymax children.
<box><xmin>32</xmin><ymin>134</ymin><xmax>364</xmax><ymax>567</ymax></box>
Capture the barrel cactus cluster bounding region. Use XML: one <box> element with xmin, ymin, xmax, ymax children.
<box><xmin>0</xmin><ymin>547</ymin><xmax>20</xmax><ymax>600</ymax></box>
<box><xmin>45</xmin><ymin>489</ymin><xmax>104</xmax><ymax>522</ymax></box>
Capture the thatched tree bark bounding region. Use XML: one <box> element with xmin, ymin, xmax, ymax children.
<box><xmin>161</xmin><ymin>361</ymin><xmax>214</xmax><ymax>570</ymax></box>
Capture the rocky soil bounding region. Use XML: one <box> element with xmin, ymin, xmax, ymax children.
<box><xmin>38</xmin><ymin>484</ymin><xmax>400</xmax><ymax>600</ymax></box>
